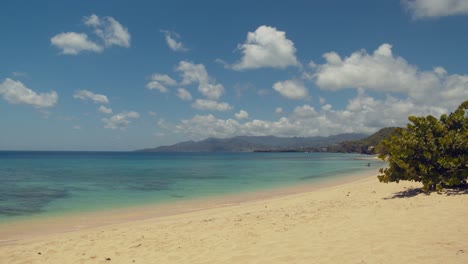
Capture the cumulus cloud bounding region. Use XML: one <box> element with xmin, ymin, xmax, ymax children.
<box><xmin>175</xmin><ymin>114</ymin><xmax>241</xmax><ymax>138</ymax></box>
<box><xmin>102</xmin><ymin>111</ymin><xmax>140</xmax><ymax>130</ymax></box>
<box><xmin>235</xmin><ymin>110</ymin><xmax>249</xmax><ymax>120</ymax></box>
<box><xmin>164</xmin><ymin>44</ymin><xmax>467</xmax><ymax>139</ymax></box>
<box><xmin>0</xmin><ymin>78</ymin><xmax>58</xmax><ymax>108</ymax></box>
<box><xmin>273</xmin><ymin>80</ymin><xmax>309</xmax><ymax>100</ymax></box>
<box><xmin>169</xmin><ymin>91</ymin><xmax>454</xmax><ymax>139</ymax></box>
<box><xmin>74</xmin><ymin>90</ymin><xmax>109</xmax><ymax>104</ymax></box>
<box><xmin>275</xmin><ymin>107</ymin><xmax>283</xmax><ymax>114</ymax></box>
<box><xmin>173</xmin><ymin>114</ymin><xmax>292</xmax><ymax>138</ymax></box>
<box><xmin>434</xmin><ymin>66</ymin><xmax>447</xmax><ymax>76</ymax></box>
<box><xmin>176</xmin><ymin>61</ymin><xmax>224</xmax><ymax>100</ymax></box>
<box><xmin>161</xmin><ymin>30</ymin><xmax>188</xmax><ymax>52</ymax></box>
<box><xmin>232</xmin><ymin>25</ymin><xmax>300</xmax><ymax>70</ymax></box>
<box><xmin>98</xmin><ymin>105</ymin><xmax>113</xmax><ymax>114</ymax></box>
<box><xmin>51</xmin><ymin>14</ymin><xmax>130</xmax><ymax>55</ymax></box>
<box><xmin>84</xmin><ymin>14</ymin><xmax>131</xmax><ymax>48</ymax></box>
<box><xmin>191</xmin><ymin>99</ymin><xmax>232</xmax><ymax>111</ymax></box>
<box><xmin>402</xmin><ymin>0</ymin><xmax>468</xmax><ymax>19</ymax></box>
<box><xmin>314</xmin><ymin>43</ymin><xmax>468</xmax><ymax>109</ymax></box>
<box><xmin>322</xmin><ymin>104</ymin><xmax>332</xmax><ymax>111</ymax></box>
<box><xmin>176</xmin><ymin>88</ymin><xmax>192</xmax><ymax>101</ymax></box>
<box><xmin>293</xmin><ymin>104</ymin><xmax>317</xmax><ymax>118</ymax></box>
<box><xmin>146</xmin><ymin>74</ymin><xmax>177</xmax><ymax>93</ymax></box>
<box><xmin>50</xmin><ymin>32</ymin><xmax>103</xmax><ymax>55</ymax></box>
<box><xmin>146</xmin><ymin>83</ymin><xmax>168</xmax><ymax>93</ymax></box>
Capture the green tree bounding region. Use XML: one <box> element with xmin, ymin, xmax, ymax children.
<box><xmin>378</xmin><ymin>100</ymin><xmax>468</xmax><ymax>192</ymax></box>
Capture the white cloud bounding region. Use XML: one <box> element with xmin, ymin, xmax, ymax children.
<box><xmin>102</xmin><ymin>111</ymin><xmax>140</xmax><ymax>130</ymax></box>
<box><xmin>308</xmin><ymin>60</ymin><xmax>317</xmax><ymax>68</ymax></box>
<box><xmin>175</xmin><ymin>114</ymin><xmax>241</xmax><ymax>138</ymax></box>
<box><xmin>176</xmin><ymin>61</ymin><xmax>224</xmax><ymax>100</ymax></box>
<box><xmin>177</xmin><ymin>61</ymin><xmax>208</xmax><ymax>85</ymax></box>
<box><xmin>83</xmin><ymin>14</ymin><xmax>100</xmax><ymax>26</ymax></box>
<box><xmin>301</xmin><ymin>71</ymin><xmax>314</xmax><ymax>81</ymax></box>
<box><xmin>235</xmin><ymin>110</ymin><xmax>249</xmax><ymax>120</ymax></box>
<box><xmin>50</xmin><ymin>32</ymin><xmax>103</xmax><ymax>55</ymax></box>
<box><xmin>98</xmin><ymin>105</ymin><xmax>113</xmax><ymax>114</ymax></box>
<box><xmin>148</xmin><ymin>111</ymin><xmax>157</xmax><ymax>116</ymax></box>
<box><xmin>273</xmin><ymin>80</ymin><xmax>309</xmax><ymax>100</ymax></box>
<box><xmin>167</xmin><ymin>43</ymin><xmax>468</xmax><ymax>139</ymax></box>
<box><xmin>434</xmin><ymin>66</ymin><xmax>447</xmax><ymax>76</ymax></box>
<box><xmin>150</xmin><ymin>74</ymin><xmax>177</xmax><ymax>86</ymax></box>
<box><xmin>0</xmin><ymin>78</ymin><xmax>58</xmax><ymax>108</ymax></box>
<box><xmin>161</xmin><ymin>30</ymin><xmax>188</xmax><ymax>52</ymax></box>
<box><xmin>322</xmin><ymin>104</ymin><xmax>332</xmax><ymax>111</ymax></box>
<box><xmin>84</xmin><ymin>14</ymin><xmax>131</xmax><ymax>48</ymax></box>
<box><xmin>146</xmin><ymin>83</ymin><xmax>168</xmax><ymax>93</ymax></box>
<box><xmin>232</xmin><ymin>25</ymin><xmax>300</xmax><ymax>70</ymax></box>
<box><xmin>198</xmin><ymin>83</ymin><xmax>224</xmax><ymax>101</ymax></box>
<box><xmin>73</xmin><ymin>125</ymin><xmax>82</xmax><ymax>130</ymax></box>
<box><xmin>402</xmin><ymin>0</ymin><xmax>468</xmax><ymax>19</ymax></box>
<box><xmin>51</xmin><ymin>14</ymin><xmax>130</xmax><ymax>55</ymax></box>
<box><xmin>176</xmin><ymin>88</ymin><xmax>192</xmax><ymax>101</ymax></box>
<box><xmin>173</xmin><ymin>114</ymin><xmax>299</xmax><ymax>138</ymax></box>
<box><xmin>275</xmin><ymin>107</ymin><xmax>283</xmax><ymax>114</ymax></box>
<box><xmin>170</xmin><ymin>91</ymin><xmax>456</xmax><ymax>139</ymax></box>
<box><xmin>74</xmin><ymin>90</ymin><xmax>109</xmax><ymax>104</ymax></box>
<box><xmin>146</xmin><ymin>74</ymin><xmax>177</xmax><ymax>93</ymax></box>
<box><xmin>293</xmin><ymin>104</ymin><xmax>317</xmax><ymax>118</ymax></box>
<box><xmin>314</xmin><ymin>43</ymin><xmax>468</xmax><ymax>109</ymax></box>
<box><xmin>191</xmin><ymin>99</ymin><xmax>232</xmax><ymax>111</ymax></box>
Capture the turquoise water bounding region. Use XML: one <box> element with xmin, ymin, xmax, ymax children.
<box><xmin>0</xmin><ymin>151</ymin><xmax>385</xmax><ymax>223</ymax></box>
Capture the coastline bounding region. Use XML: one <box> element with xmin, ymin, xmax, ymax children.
<box><xmin>1</xmin><ymin>168</ymin><xmax>466</xmax><ymax>263</ymax></box>
<box><xmin>0</xmin><ymin>167</ymin><xmax>378</xmax><ymax>243</ymax></box>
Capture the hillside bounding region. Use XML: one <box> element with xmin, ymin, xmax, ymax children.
<box><xmin>326</xmin><ymin>127</ymin><xmax>397</xmax><ymax>154</ymax></box>
<box><xmin>136</xmin><ymin>133</ymin><xmax>368</xmax><ymax>152</ymax></box>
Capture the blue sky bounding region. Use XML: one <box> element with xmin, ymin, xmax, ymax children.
<box><xmin>1</xmin><ymin>0</ymin><xmax>467</xmax><ymax>150</ymax></box>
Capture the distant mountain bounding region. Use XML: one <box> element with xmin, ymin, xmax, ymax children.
<box><xmin>136</xmin><ymin>133</ymin><xmax>368</xmax><ymax>152</ymax></box>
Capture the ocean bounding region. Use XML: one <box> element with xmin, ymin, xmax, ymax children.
<box><xmin>0</xmin><ymin>151</ymin><xmax>385</xmax><ymax>223</ymax></box>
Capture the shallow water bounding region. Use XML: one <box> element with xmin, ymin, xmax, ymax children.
<box><xmin>0</xmin><ymin>151</ymin><xmax>385</xmax><ymax>223</ymax></box>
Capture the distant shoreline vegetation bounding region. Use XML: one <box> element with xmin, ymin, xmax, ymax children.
<box><xmin>137</xmin><ymin>128</ymin><xmax>396</xmax><ymax>154</ymax></box>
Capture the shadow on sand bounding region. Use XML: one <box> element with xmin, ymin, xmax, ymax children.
<box><xmin>384</xmin><ymin>185</ymin><xmax>468</xmax><ymax>199</ymax></box>
<box><xmin>384</xmin><ymin>188</ymin><xmax>425</xmax><ymax>199</ymax></box>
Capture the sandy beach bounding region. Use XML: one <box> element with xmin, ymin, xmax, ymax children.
<box><xmin>1</xmin><ymin>170</ymin><xmax>467</xmax><ymax>264</ymax></box>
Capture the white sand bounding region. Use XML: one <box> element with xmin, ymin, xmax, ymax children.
<box><xmin>1</xmin><ymin>171</ymin><xmax>467</xmax><ymax>263</ymax></box>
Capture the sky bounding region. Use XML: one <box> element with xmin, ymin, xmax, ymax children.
<box><xmin>1</xmin><ymin>0</ymin><xmax>468</xmax><ymax>151</ymax></box>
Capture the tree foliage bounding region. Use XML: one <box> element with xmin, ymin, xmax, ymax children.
<box><xmin>378</xmin><ymin>100</ymin><xmax>468</xmax><ymax>192</ymax></box>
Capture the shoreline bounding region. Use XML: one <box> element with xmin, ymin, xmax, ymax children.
<box><xmin>0</xmin><ymin>168</ymin><xmax>379</xmax><ymax>244</ymax></box>
<box><xmin>1</xmin><ymin>168</ymin><xmax>467</xmax><ymax>263</ymax></box>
